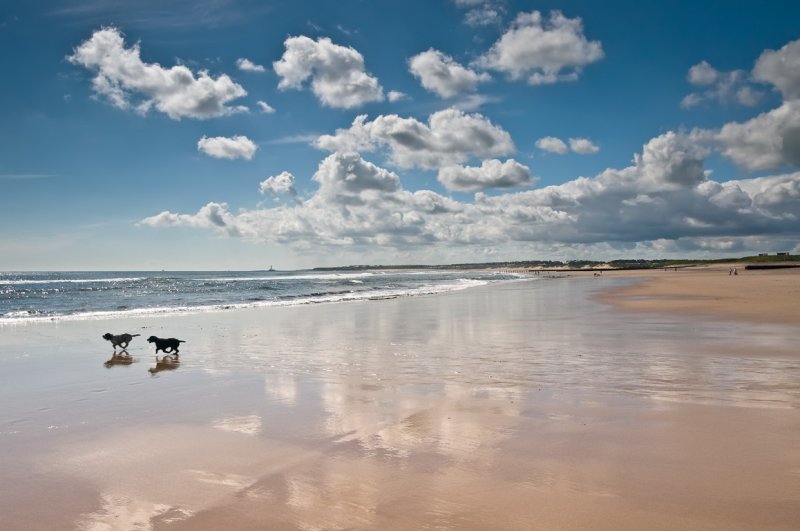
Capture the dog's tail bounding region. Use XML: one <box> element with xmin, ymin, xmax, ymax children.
<box><xmin>178</xmin><ymin>340</ymin><xmax>186</xmax><ymax>343</ymax></box>
<box><xmin>131</xmin><ymin>334</ymin><xmax>141</xmax><ymax>337</ymax></box>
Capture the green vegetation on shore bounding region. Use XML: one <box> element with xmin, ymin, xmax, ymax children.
<box><xmin>313</xmin><ymin>254</ymin><xmax>800</xmax><ymax>272</ymax></box>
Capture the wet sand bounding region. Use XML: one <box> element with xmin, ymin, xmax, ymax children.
<box><xmin>1</xmin><ymin>275</ymin><xmax>799</xmax><ymax>529</ymax></box>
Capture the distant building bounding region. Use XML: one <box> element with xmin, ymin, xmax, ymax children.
<box><xmin>777</xmin><ymin>252</ymin><xmax>789</xmax><ymax>256</ymax></box>
<box><xmin>758</xmin><ymin>253</ymin><xmax>769</xmax><ymax>256</ymax></box>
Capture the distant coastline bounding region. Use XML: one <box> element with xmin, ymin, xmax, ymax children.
<box><xmin>312</xmin><ymin>253</ymin><xmax>800</xmax><ymax>272</ymax></box>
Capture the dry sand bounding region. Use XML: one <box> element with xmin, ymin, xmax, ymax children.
<box><xmin>0</xmin><ymin>272</ymin><xmax>799</xmax><ymax>530</ymax></box>
<box><xmin>599</xmin><ymin>264</ymin><xmax>800</xmax><ymax>324</ymax></box>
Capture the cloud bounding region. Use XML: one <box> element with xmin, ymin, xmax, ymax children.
<box><xmin>67</xmin><ymin>27</ymin><xmax>248</xmax><ymax>119</ymax></box>
<box><xmin>687</xmin><ymin>60</ymin><xmax>720</xmax><ymax>86</ymax></box>
<box><xmin>711</xmin><ymin>100</ymin><xmax>800</xmax><ymax>171</ymax></box>
<box><xmin>684</xmin><ymin>39</ymin><xmax>800</xmax><ymax>172</ymax></box>
<box><xmin>536</xmin><ymin>136</ymin><xmax>598</xmax><ymax>154</ymax></box>
<box><xmin>256</xmin><ymin>100</ymin><xmax>275</xmax><ymax>113</ymax></box>
<box><xmin>568</xmin><ymin>137</ymin><xmax>599</xmax><ymax>154</ymax></box>
<box><xmin>312</xmin><ymin>152</ymin><xmax>401</xmax><ymax>202</ymax></box>
<box><xmin>437</xmin><ymin>159</ymin><xmax>534</xmax><ymax>191</ymax></box>
<box><xmin>236</xmin><ymin>58</ymin><xmax>265</xmax><ymax>73</ymax></box>
<box><xmin>264</xmin><ymin>133</ymin><xmax>319</xmax><ymax>145</ymax></box>
<box><xmin>408</xmin><ymin>49</ymin><xmax>490</xmax><ymax>98</ymax></box>
<box><xmin>260</xmin><ymin>171</ymin><xmax>297</xmax><ymax>198</ymax></box>
<box><xmin>464</xmin><ymin>7</ymin><xmax>503</xmax><ymax>27</ymax></box>
<box><xmin>387</xmin><ymin>90</ymin><xmax>408</xmax><ymax>102</ymax></box>
<box><xmin>141</xmin><ymin>39</ymin><xmax>800</xmax><ymax>258</ymax></box>
<box><xmin>536</xmin><ymin>136</ymin><xmax>568</xmax><ymax>154</ymax></box>
<box><xmin>475</xmin><ymin>10</ymin><xmax>604</xmax><ymax>85</ymax></box>
<box><xmin>273</xmin><ymin>35</ymin><xmax>384</xmax><ymax>109</ymax></box>
<box><xmin>633</xmin><ymin>131</ymin><xmax>708</xmax><ymax>190</ymax></box>
<box><xmin>140</xmin><ymin>202</ymin><xmax>242</xmax><ymax>236</ymax></box>
<box><xmin>752</xmin><ymin>39</ymin><xmax>800</xmax><ymax>100</ymax></box>
<box><xmin>450</xmin><ymin>93</ymin><xmax>499</xmax><ymax>112</ymax></box>
<box><xmin>50</xmin><ymin>0</ymin><xmax>263</xmax><ymax>30</ymax></box>
<box><xmin>681</xmin><ymin>60</ymin><xmax>762</xmax><ymax>108</ymax></box>
<box><xmin>315</xmin><ymin>108</ymin><xmax>515</xmax><ymax>169</ymax></box>
<box><xmin>142</xmin><ymin>129</ymin><xmax>800</xmax><ymax>258</ymax></box>
<box><xmin>197</xmin><ymin>135</ymin><xmax>257</xmax><ymax>160</ymax></box>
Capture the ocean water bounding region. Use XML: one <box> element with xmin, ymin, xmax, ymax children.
<box><xmin>0</xmin><ymin>269</ymin><xmax>527</xmax><ymax>323</ymax></box>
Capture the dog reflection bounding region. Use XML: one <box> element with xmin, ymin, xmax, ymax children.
<box><xmin>104</xmin><ymin>352</ymin><xmax>134</xmax><ymax>368</ymax></box>
<box><xmin>149</xmin><ymin>355</ymin><xmax>180</xmax><ymax>374</ymax></box>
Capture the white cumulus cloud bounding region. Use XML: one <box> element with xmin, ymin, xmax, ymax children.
<box><xmin>752</xmin><ymin>39</ymin><xmax>800</xmax><ymax>101</ymax></box>
<box><xmin>68</xmin><ymin>27</ymin><xmax>248</xmax><ymax>120</ymax></box>
<box><xmin>438</xmin><ymin>159</ymin><xmax>534</xmax><ymax>192</ymax></box>
<box><xmin>140</xmin><ymin>132</ymin><xmax>800</xmax><ymax>257</ymax></box>
<box><xmin>273</xmin><ymin>35</ymin><xmax>384</xmax><ymax>109</ymax></box>
<box><xmin>315</xmin><ymin>108</ymin><xmax>515</xmax><ymax>169</ymax></box>
<box><xmin>312</xmin><ymin>152</ymin><xmax>401</xmax><ymax>203</ymax></box>
<box><xmin>536</xmin><ymin>136</ymin><xmax>568</xmax><ymax>154</ymax></box>
<box><xmin>197</xmin><ymin>135</ymin><xmax>258</xmax><ymax>160</ymax></box>
<box><xmin>536</xmin><ymin>136</ymin><xmax>598</xmax><ymax>154</ymax></box>
<box><xmin>236</xmin><ymin>58</ymin><xmax>266</xmax><ymax>73</ymax></box>
<box><xmin>568</xmin><ymin>137</ymin><xmax>599</xmax><ymax>154</ymax></box>
<box><xmin>681</xmin><ymin>60</ymin><xmax>761</xmax><ymax>108</ymax></box>
<box><xmin>140</xmin><ymin>202</ymin><xmax>242</xmax><ymax>237</ymax></box>
<box><xmin>688</xmin><ymin>60</ymin><xmax>719</xmax><ymax>86</ymax></box>
<box><xmin>475</xmin><ymin>10</ymin><xmax>604</xmax><ymax>85</ymax></box>
<box><xmin>138</xmin><ymin>41</ymin><xmax>800</xmax><ymax>260</ymax></box>
<box><xmin>409</xmin><ymin>49</ymin><xmax>490</xmax><ymax>98</ymax></box>
<box><xmin>260</xmin><ymin>171</ymin><xmax>297</xmax><ymax>198</ymax></box>
<box><xmin>387</xmin><ymin>90</ymin><xmax>408</xmax><ymax>102</ymax></box>
<box><xmin>711</xmin><ymin>100</ymin><xmax>800</xmax><ymax>171</ymax></box>
<box><xmin>689</xmin><ymin>39</ymin><xmax>800</xmax><ymax>172</ymax></box>
<box><xmin>256</xmin><ymin>100</ymin><xmax>275</xmax><ymax>113</ymax></box>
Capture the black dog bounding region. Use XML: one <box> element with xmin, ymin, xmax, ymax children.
<box><xmin>147</xmin><ymin>336</ymin><xmax>186</xmax><ymax>356</ymax></box>
<box><xmin>102</xmin><ymin>332</ymin><xmax>140</xmax><ymax>351</ymax></box>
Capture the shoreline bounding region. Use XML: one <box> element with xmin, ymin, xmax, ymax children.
<box><xmin>4</xmin><ymin>264</ymin><xmax>799</xmax><ymax>328</ymax></box>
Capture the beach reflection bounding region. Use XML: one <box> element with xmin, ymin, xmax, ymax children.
<box><xmin>104</xmin><ymin>352</ymin><xmax>134</xmax><ymax>368</ymax></box>
<box><xmin>212</xmin><ymin>414</ymin><xmax>262</xmax><ymax>436</ymax></box>
<box><xmin>148</xmin><ymin>355</ymin><xmax>180</xmax><ymax>374</ymax></box>
<box><xmin>185</xmin><ymin>278</ymin><xmax>800</xmax><ymax>410</ymax></box>
<box><xmin>320</xmin><ymin>380</ymin><xmax>522</xmax><ymax>460</ymax></box>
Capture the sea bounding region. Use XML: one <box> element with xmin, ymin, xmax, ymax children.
<box><xmin>0</xmin><ymin>269</ymin><xmax>529</xmax><ymax>323</ymax></box>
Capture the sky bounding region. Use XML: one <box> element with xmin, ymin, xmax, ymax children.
<box><xmin>1</xmin><ymin>0</ymin><xmax>799</xmax><ymax>271</ymax></box>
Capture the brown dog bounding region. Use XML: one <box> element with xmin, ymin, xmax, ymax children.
<box><xmin>147</xmin><ymin>336</ymin><xmax>186</xmax><ymax>356</ymax></box>
<box><xmin>102</xmin><ymin>332</ymin><xmax>140</xmax><ymax>351</ymax></box>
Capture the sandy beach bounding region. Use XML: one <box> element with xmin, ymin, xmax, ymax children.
<box><xmin>599</xmin><ymin>264</ymin><xmax>800</xmax><ymax>325</ymax></box>
<box><xmin>1</xmin><ymin>272</ymin><xmax>799</xmax><ymax>530</ymax></box>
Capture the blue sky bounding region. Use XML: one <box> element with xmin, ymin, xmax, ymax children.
<box><xmin>1</xmin><ymin>0</ymin><xmax>799</xmax><ymax>270</ymax></box>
